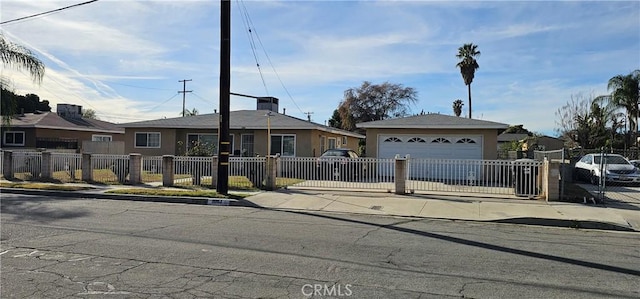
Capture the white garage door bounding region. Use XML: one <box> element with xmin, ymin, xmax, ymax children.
<box><xmin>378</xmin><ymin>135</ymin><xmax>482</xmax><ymax>159</ymax></box>
<box><xmin>378</xmin><ymin>135</ymin><xmax>483</xmax><ymax>180</ymax></box>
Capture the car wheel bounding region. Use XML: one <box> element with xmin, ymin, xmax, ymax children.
<box><xmin>590</xmin><ymin>172</ymin><xmax>599</xmax><ymax>185</ymax></box>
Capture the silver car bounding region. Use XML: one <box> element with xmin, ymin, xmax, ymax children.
<box><xmin>574</xmin><ymin>154</ymin><xmax>640</xmax><ymax>185</ymax></box>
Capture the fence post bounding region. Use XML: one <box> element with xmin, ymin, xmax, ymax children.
<box><xmin>41</xmin><ymin>151</ymin><xmax>52</xmax><ymax>179</ymax></box>
<box><xmin>264</xmin><ymin>156</ymin><xmax>277</xmax><ymax>191</ymax></box>
<box><xmin>82</xmin><ymin>153</ymin><xmax>93</xmax><ymax>182</ymax></box>
<box><xmin>129</xmin><ymin>153</ymin><xmax>142</xmax><ymax>184</ymax></box>
<box><xmin>543</xmin><ymin>160</ymin><xmax>561</xmax><ymax>201</ymax></box>
<box><xmin>162</xmin><ymin>155</ymin><xmax>174</xmax><ymax>187</ymax></box>
<box><xmin>211</xmin><ymin>156</ymin><xmax>218</xmax><ymax>188</ymax></box>
<box><xmin>395</xmin><ymin>156</ymin><xmax>407</xmax><ymax>195</ymax></box>
<box><xmin>3</xmin><ymin>151</ymin><xmax>13</xmax><ymax>179</ymax></box>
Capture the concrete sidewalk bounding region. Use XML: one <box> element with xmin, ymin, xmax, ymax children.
<box><xmin>243</xmin><ymin>189</ymin><xmax>640</xmax><ymax>232</ymax></box>
<box><xmin>1</xmin><ymin>180</ymin><xmax>639</xmax><ymax>232</ymax></box>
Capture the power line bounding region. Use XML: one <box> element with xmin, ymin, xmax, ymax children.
<box><xmin>237</xmin><ymin>0</ymin><xmax>269</xmax><ymax>96</ymax></box>
<box><xmin>1</xmin><ymin>0</ymin><xmax>100</xmax><ymax>25</ymax></box>
<box><xmin>237</xmin><ymin>0</ymin><xmax>305</xmax><ymax>116</ymax></box>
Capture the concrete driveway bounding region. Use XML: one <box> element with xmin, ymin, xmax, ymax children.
<box><xmin>577</xmin><ymin>183</ymin><xmax>640</xmax><ymax>204</ymax></box>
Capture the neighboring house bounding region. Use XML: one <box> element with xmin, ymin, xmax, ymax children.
<box><xmin>118</xmin><ymin>101</ymin><xmax>364</xmax><ymax>157</ymax></box>
<box><xmin>498</xmin><ymin>133</ymin><xmax>564</xmax><ymax>151</ymax></box>
<box><xmin>1</xmin><ymin>104</ymin><xmax>124</xmax><ymax>152</ymax></box>
<box><xmin>355</xmin><ymin>113</ymin><xmax>509</xmax><ymax>160</ymax></box>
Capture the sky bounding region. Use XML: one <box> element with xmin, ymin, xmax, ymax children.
<box><xmin>1</xmin><ymin>0</ymin><xmax>639</xmax><ymax>136</ymax></box>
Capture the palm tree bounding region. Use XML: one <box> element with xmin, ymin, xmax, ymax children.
<box><xmin>182</xmin><ymin>108</ymin><xmax>199</xmax><ymax>116</ymax></box>
<box><xmin>452</xmin><ymin>99</ymin><xmax>464</xmax><ymax>117</ymax></box>
<box><xmin>607</xmin><ymin>70</ymin><xmax>640</xmax><ymax>147</ymax></box>
<box><xmin>1</xmin><ymin>35</ymin><xmax>45</xmax><ymax>84</ymax></box>
<box><xmin>456</xmin><ymin>43</ymin><xmax>480</xmax><ymax>119</ymax></box>
<box><xmin>1</xmin><ymin>35</ymin><xmax>45</xmax><ymax>125</ymax></box>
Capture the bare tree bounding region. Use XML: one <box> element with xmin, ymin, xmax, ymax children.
<box><xmin>337</xmin><ymin>81</ymin><xmax>417</xmax><ymax>131</ymax></box>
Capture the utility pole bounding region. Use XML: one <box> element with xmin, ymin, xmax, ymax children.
<box><xmin>179</xmin><ymin>79</ymin><xmax>192</xmax><ymax>117</ymax></box>
<box><xmin>217</xmin><ymin>0</ymin><xmax>231</xmax><ymax>195</ymax></box>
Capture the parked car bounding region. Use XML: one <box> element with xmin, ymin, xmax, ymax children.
<box><xmin>574</xmin><ymin>153</ymin><xmax>640</xmax><ymax>185</ymax></box>
<box><xmin>630</xmin><ymin>160</ymin><xmax>640</xmax><ymax>168</ymax></box>
<box><xmin>316</xmin><ymin>148</ymin><xmax>367</xmax><ymax>181</ymax></box>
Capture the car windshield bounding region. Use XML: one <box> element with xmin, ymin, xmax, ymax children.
<box><xmin>322</xmin><ymin>150</ymin><xmax>350</xmax><ymax>157</ymax></box>
<box><xmin>593</xmin><ymin>155</ymin><xmax>629</xmax><ymax>165</ymax></box>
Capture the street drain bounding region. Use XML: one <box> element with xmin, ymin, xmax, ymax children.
<box><xmin>370</xmin><ymin>205</ymin><xmax>382</xmax><ymax>210</ymax></box>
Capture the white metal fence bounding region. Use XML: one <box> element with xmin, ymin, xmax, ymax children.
<box><xmin>51</xmin><ymin>153</ymin><xmax>82</xmax><ymax>182</ymax></box>
<box><xmin>278</xmin><ymin>157</ymin><xmax>396</xmax><ymax>191</ymax></box>
<box><xmin>91</xmin><ymin>154</ymin><xmax>130</xmax><ymax>184</ymax></box>
<box><xmin>1</xmin><ymin>151</ymin><xmax>545</xmax><ymax>197</ymax></box>
<box><xmin>407</xmin><ymin>159</ymin><xmax>523</xmax><ymax>196</ymax></box>
<box><xmin>174</xmin><ymin>156</ymin><xmax>213</xmax><ymax>186</ymax></box>
<box><xmin>12</xmin><ymin>151</ymin><xmax>43</xmax><ymax>180</ymax></box>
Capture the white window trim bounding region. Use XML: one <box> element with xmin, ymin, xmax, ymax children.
<box><xmin>92</xmin><ymin>134</ymin><xmax>112</xmax><ymax>142</ymax></box>
<box><xmin>271</xmin><ymin>134</ymin><xmax>296</xmax><ymax>157</ymax></box>
<box><xmin>328</xmin><ymin>137</ymin><xmax>337</xmax><ymax>149</ymax></box>
<box><xmin>241</xmin><ymin>133</ymin><xmax>254</xmax><ymax>156</ymax></box>
<box><xmin>134</xmin><ymin>132</ymin><xmax>161</xmax><ymax>148</ymax></box>
<box><xmin>4</xmin><ymin>131</ymin><xmax>25</xmax><ymax>146</ymax></box>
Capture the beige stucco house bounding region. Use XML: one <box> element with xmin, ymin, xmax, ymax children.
<box><xmin>118</xmin><ymin>106</ymin><xmax>364</xmax><ymax>158</ymax></box>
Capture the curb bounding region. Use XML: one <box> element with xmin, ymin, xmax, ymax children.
<box><xmin>2</xmin><ymin>187</ymin><xmax>636</xmax><ymax>232</ymax></box>
<box><xmin>0</xmin><ymin>188</ymin><xmax>233</xmax><ymax>206</ymax></box>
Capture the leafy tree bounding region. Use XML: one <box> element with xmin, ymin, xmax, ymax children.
<box><xmin>82</xmin><ymin>108</ymin><xmax>99</xmax><ymax>119</ymax></box>
<box><xmin>0</xmin><ymin>89</ymin><xmax>51</xmax><ymax>116</ymax></box>
<box><xmin>337</xmin><ymin>81</ymin><xmax>418</xmax><ymax>131</ymax></box>
<box><xmin>504</xmin><ymin>125</ymin><xmax>532</xmax><ymax>135</ymax></box>
<box><xmin>456</xmin><ymin>43</ymin><xmax>480</xmax><ymax>119</ymax></box>
<box><xmin>327</xmin><ymin>109</ymin><xmax>342</xmax><ymax>128</ymax></box>
<box><xmin>452</xmin><ymin>99</ymin><xmax>463</xmax><ymax>117</ymax></box>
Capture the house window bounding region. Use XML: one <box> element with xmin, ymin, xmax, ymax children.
<box><xmin>92</xmin><ymin>135</ymin><xmax>112</xmax><ymax>142</ymax></box>
<box><xmin>135</xmin><ymin>132</ymin><xmax>161</xmax><ymax>148</ymax></box>
<box><xmin>4</xmin><ymin>131</ymin><xmax>25</xmax><ymax>146</ymax></box>
<box><xmin>408</xmin><ymin>137</ymin><xmax>426</xmax><ymax>143</ymax></box>
<box><xmin>320</xmin><ymin>136</ymin><xmax>326</xmax><ymax>154</ymax></box>
<box><xmin>270</xmin><ymin>135</ymin><xmax>295</xmax><ymax>156</ymax></box>
<box><xmin>342</xmin><ymin>136</ymin><xmax>348</xmax><ymax>147</ymax></box>
<box><xmin>328</xmin><ymin>137</ymin><xmax>337</xmax><ymax>149</ymax></box>
<box><xmin>241</xmin><ymin>134</ymin><xmax>254</xmax><ymax>157</ymax></box>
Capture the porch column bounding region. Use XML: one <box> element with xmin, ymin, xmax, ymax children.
<box><xmin>3</xmin><ymin>151</ymin><xmax>13</xmax><ymax>179</ymax></box>
<box><xmin>395</xmin><ymin>156</ymin><xmax>407</xmax><ymax>195</ymax></box>
<box><xmin>162</xmin><ymin>155</ymin><xmax>174</xmax><ymax>187</ymax></box>
<box><xmin>264</xmin><ymin>156</ymin><xmax>277</xmax><ymax>191</ymax></box>
<box><xmin>82</xmin><ymin>153</ymin><xmax>93</xmax><ymax>182</ymax></box>
<box><xmin>41</xmin><ymin>151</ymin><xmax>52</xmax><ymax>179</ymax></box>
<box><xmin>129</xmin><ymin>153</ymin><xmax>142</xmax><ymax>184</ymax></box>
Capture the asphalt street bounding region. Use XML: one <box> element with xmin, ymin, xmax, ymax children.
<box><xmin>1</xmin><ymin>193</ymin><xmax>639</xmax><ymax>298</ymax></box>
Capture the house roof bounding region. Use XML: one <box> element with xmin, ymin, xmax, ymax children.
<box><xmin>118</xmin><ymin>110</ymin><xmax>365</xmax><ymax>138</ymax></box>
<box><xmin>355</xmin><ymin>113</ymin><xmax>510</xmax><ymax>129</ymax></box>
<box><xmin>2</xmin><ymin>112</ymin><xmax>124</xmax><ymax>134</ymax></box>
